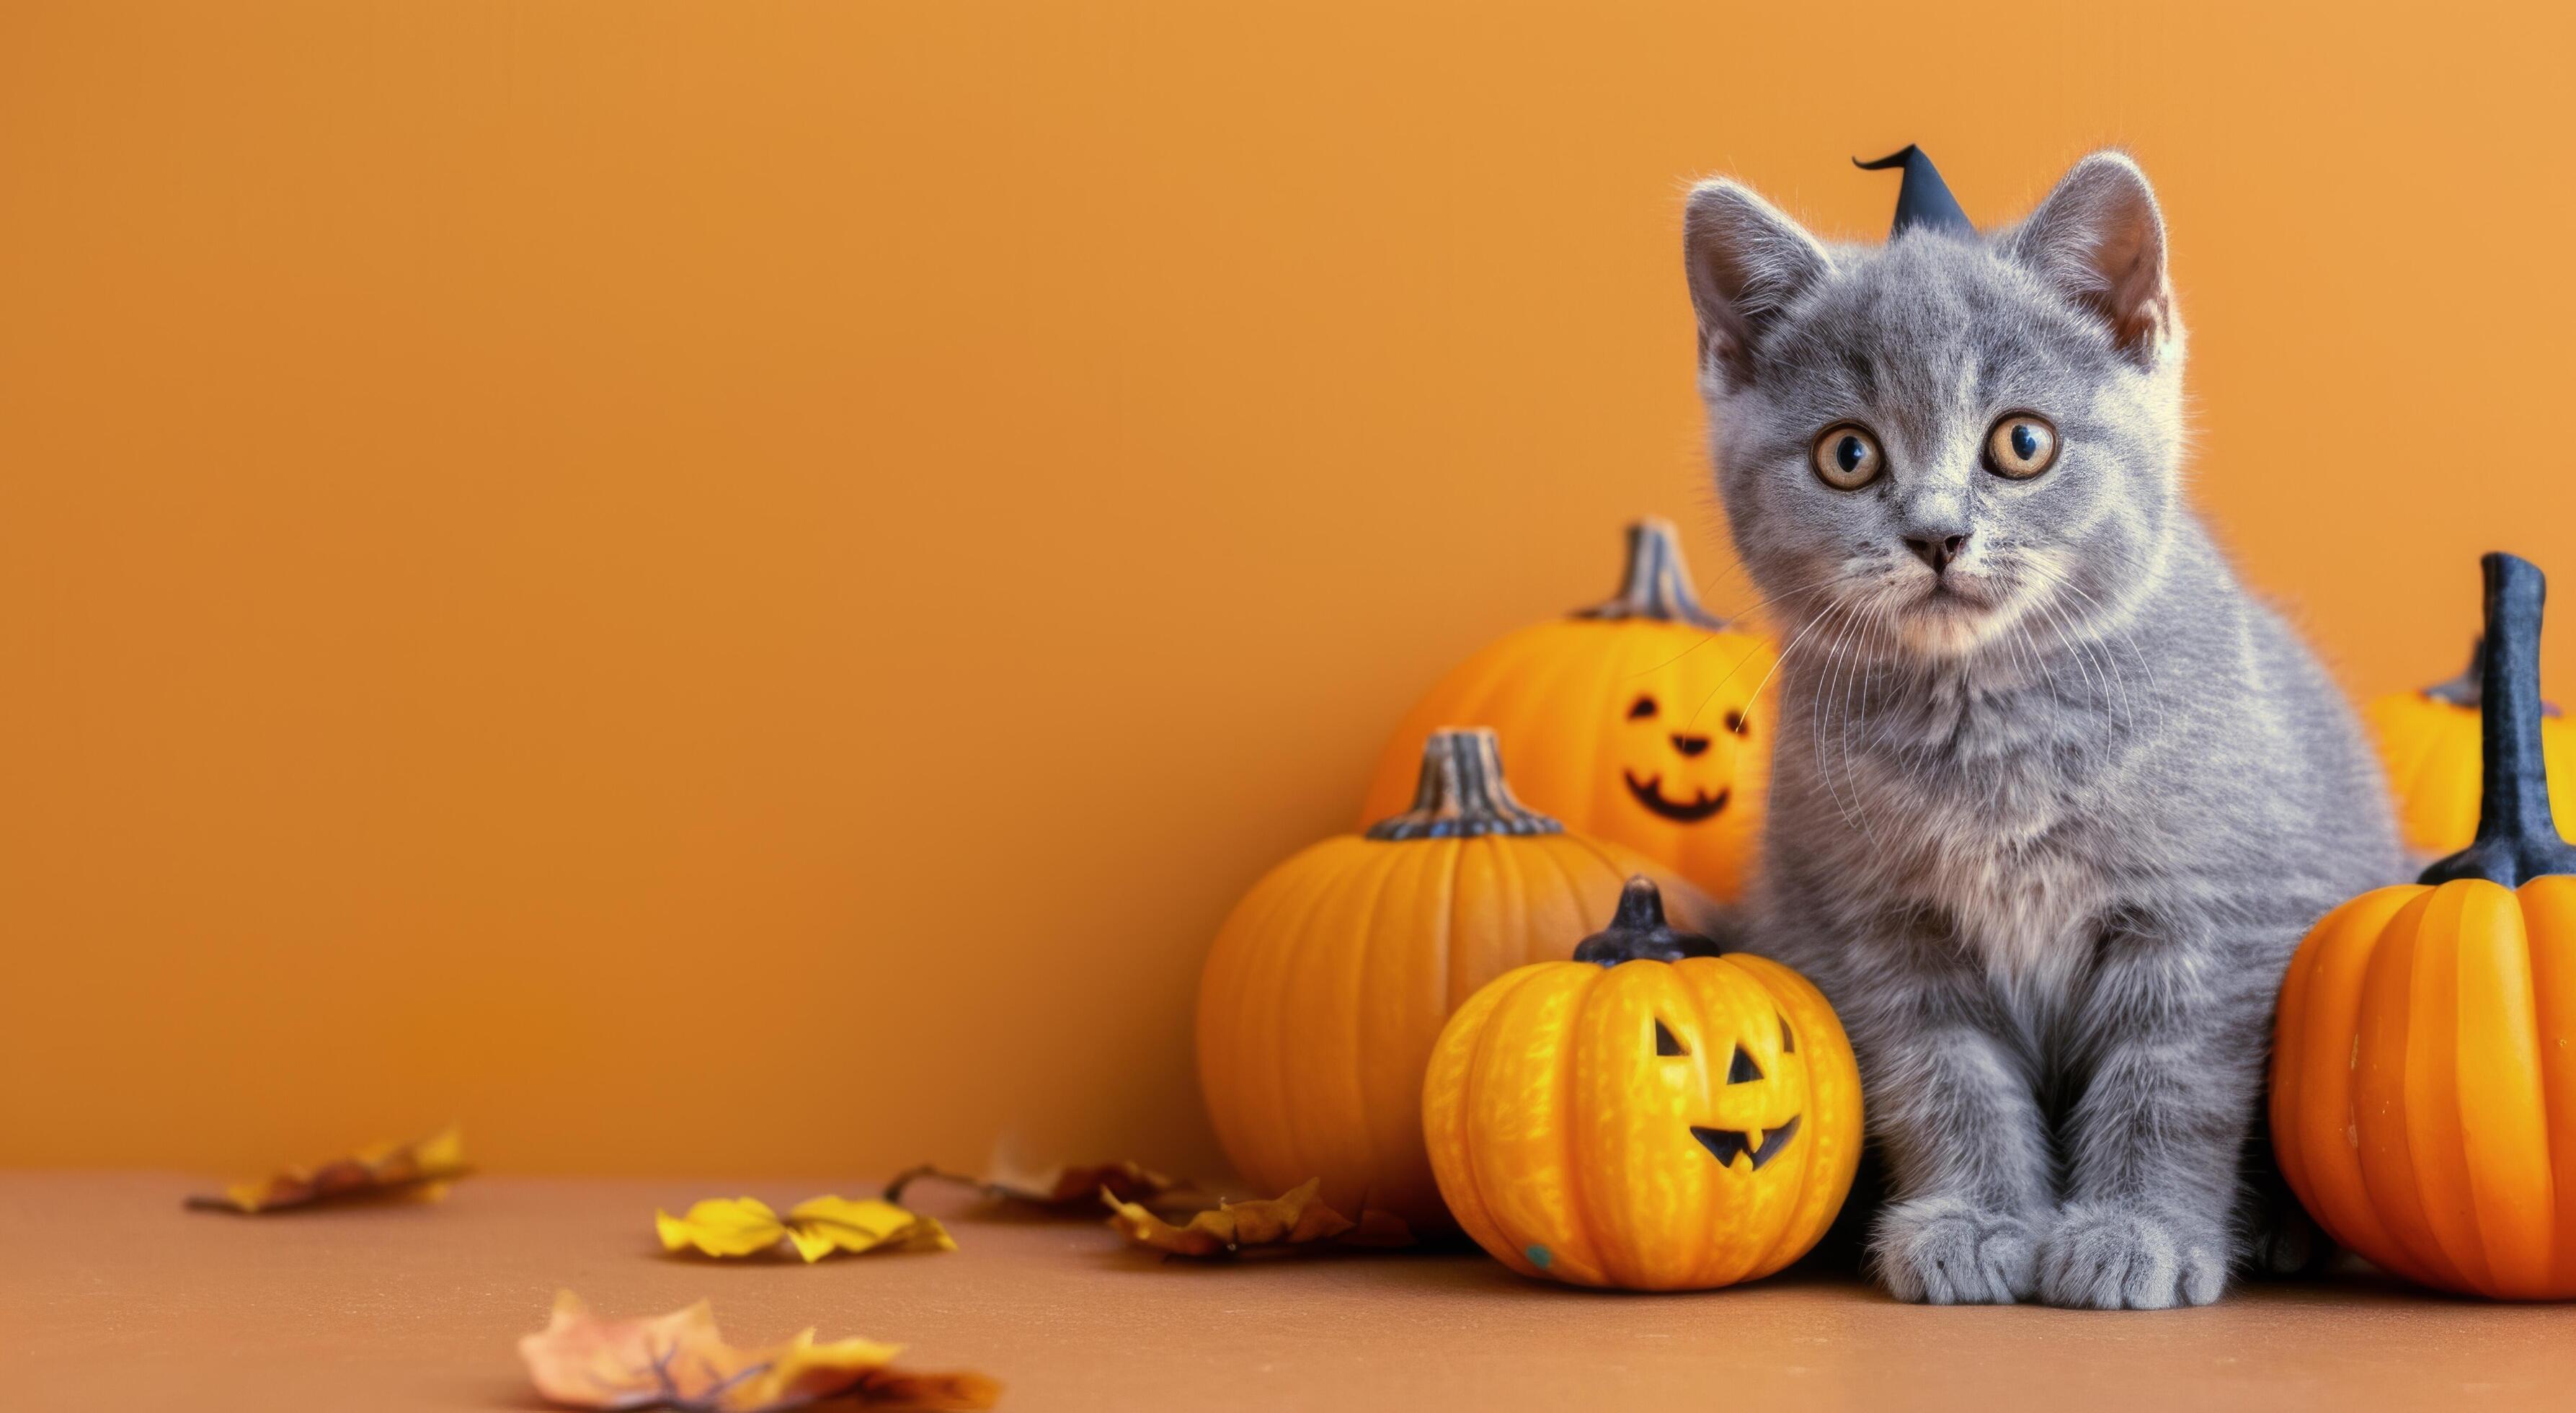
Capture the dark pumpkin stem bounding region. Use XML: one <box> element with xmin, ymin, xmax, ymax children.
<box><xmin>1573</xmin><ymin>518</ymin><xmax>1727</xmax><ymax>630</ymax></box>
<box><xmin>2419</xmin><ymin>553</ymin><xmax>2576</xmax><ymax>887</ymax></box>
<box><xmin>2422</xmin><ymin>638</ymin><xmax>2484</xmax><ymax>708</ymax></box>
<box><xmin>1366</xmin><ymin>728</ymin><xmax>1563</xmax><ymax>841</ymax></box>
<box><xmin>2422</xmin><ymin>636</ymin><xmax>2560</xmax><ymax>717</ymax></box>
<box><xmin>1571</xmin><ymin>877</ymin><xmax>1723</xmax><ymax>965</ymax></box>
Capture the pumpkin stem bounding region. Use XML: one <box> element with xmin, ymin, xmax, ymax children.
<box><xmin>2419</xmin><ymin>553</ymin><xmax>2576</xmax><ymax>887</ymax></box>
<box><xmin>2421</xmin><ymin>636</ymin><xmax>2562</xmax><ymax>717</ymax></box>
<box><xmin>1570</xmin><ymin>877</ymin><xmax>1723</xmax><ymax>965</ymax></box>
<box><xmin>1573</xmin><ymin>518</ymin><xmax>1728</xmax><ymax>630</ymax></box>
<box><xmin>2422</xmin><ymin>638</ymin><xmax>2484</xmax><ymax>708</ymax></box>
<box><xmin>1365</xmin><ymin>728</ymin><xmax>1564</xmax><ymax>841</ymax></box>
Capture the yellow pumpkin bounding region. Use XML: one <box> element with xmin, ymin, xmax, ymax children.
<box><xmin>1422</xmin><ymin>878</ymin><xmax>1860</xmax><ymax>1290</ymax></box>
<box><xmin>2366</xmin><ymin>639</ymin><xmax>2576</xmax><ymax>856</ymax></box>
<box><xmin>1196</xmin><ymin>728</ymin><xmax>1716</xmax><ymax>1237</ymax></box>
<box><xmin>1359</xmin><ymin>518</ymin><xmax>1777</xmax><ymax>902</ymax></box>
<box><xmin>2274</xmin><ymin>552</ymin><xmax>2576</xmax><ymax>1298</ymax></box>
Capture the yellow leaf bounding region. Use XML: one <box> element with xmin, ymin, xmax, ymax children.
<box><xmin>187</xmin><ymin>1125</ymin><xmax>470</xmax><ymax>1214</ymax></box>
<box><xmin>518</xmin><ymin>1290</ymin><xmax>997</xmax><ymax>1412</ymax></box>
<box><xmin>656</xmin><ymin>1197</ymin><xmax>791</xmax><ymax>1258</ymax></box>
<box><xmin>781</xmin><ymin>1195</ymin><xmax>956</xmax><ymax>1262</ymax></box>
<box><xmin>1103</xmin><ymin>1177</ymin><xmax>1413</xmax><ymax>1259</ymax></box>
<box><xmin>657</xmin><ymin>1195</ymin><xmax>952</xmax><ymax>1263</ymax></box>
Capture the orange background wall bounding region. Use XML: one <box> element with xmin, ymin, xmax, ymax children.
<box><xmin>4</xmin><ymin>2</ymin><xmax>2572</xmax><ymax>1179</ymax></box>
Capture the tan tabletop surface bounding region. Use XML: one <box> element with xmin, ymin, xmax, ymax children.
<box><xmin>4</xmin><ymin>1171</ymin><xmax>2574</xmax><ymax>1412</ymax></box>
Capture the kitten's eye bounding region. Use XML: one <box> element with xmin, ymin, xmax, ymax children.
<box><xmin>1811</xmin><ymin>424</ymin><xmax>1883</xmax><ymax>490</ymax></box>
<box><xmin>1628</xmin><ymin>695</ymin><xmax>1659</xmax><ymax>721</ymax></box>
<box><xmin>1985</xmin><ymin>414</ymin><xmax>2059</xmax><ymax>479</ymax></box>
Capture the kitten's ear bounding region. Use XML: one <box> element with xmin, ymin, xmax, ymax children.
<box><xmin>1682</xmin><ymin>180</ymin><xmax>1832</xmax><ymax>389</ymax></box>
<box><xmin>2009</xmin><ymin>151</ymin><xmax>2177</xmax><ymax>367</ymax></box>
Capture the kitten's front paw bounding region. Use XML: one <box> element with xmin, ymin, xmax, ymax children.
<box><xmin>2036</xmin><ymin>1202</ymin><xmax>2226</xmax><ymax>1309</ymax></box>
<box><xmin>1870</xmin><ymin>1197</ymin><xmax>2038</xmax><ymax>1305</ymax></box>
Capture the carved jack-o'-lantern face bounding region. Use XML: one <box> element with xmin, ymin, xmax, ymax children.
<box><xmin>1422</xmin><ymin>879</ymin><xmax>1862</xmax><ymax>1290</ymax></box>
<box><xmin>1656</xmin><ymin>1009</ymin><xmax>1802</xmax><ymax>1171</ymax></box>
<box><xmin>1360</xmin><ymin>520</ymin><xmax>1778</xmax><ymax>902</ymax></box>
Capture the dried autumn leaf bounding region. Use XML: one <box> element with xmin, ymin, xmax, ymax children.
<box><xmin>656</xmin><ymin>1195</ymin><xmax>955</xmax><ymax>1263</ymax></box>
<box><xmin>1103</xmin><ymin>1177</ymin><xmax>1413</xmax><ymax>1258</ymax></box>
<box><xmin>883</xmin><ymin>1155</ymin><xmax>1194</xmax><ymax>1214</ymax></box>
<box><xmin>519</xmin><ymin>1291</ymin><xmax>998</xmax><ymax>1412</ymax></box>
<box><xmin>185</xmin><ymin>1125</ymin><xmax>468</xmax><ymax>1213</ymax></box>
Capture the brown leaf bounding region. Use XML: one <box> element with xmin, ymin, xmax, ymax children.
<box><xmin>884</xmin><ymin>1155</ymin><xmax>1194</xmax><ymax>1214</ymax></box>
<box><xmin>1103</xmin><ymin>1177</ymin><xmax>1413</xmax><ymax>1259</ymax></box>
<box><xmin>186</xmin><ymin>1125</ymin><xmax>468</xmax><ymax>1213</ymax></box>
<box><xmin>518</xmin><ymin>1290</ymin><xmax>998</xmax><ymax>1412</ymax></box>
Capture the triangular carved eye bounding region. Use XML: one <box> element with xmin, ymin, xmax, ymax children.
<box><xmin>1780</xmin><ymin>1014</ymin><xmax>1796</xmax><ymax>1053</ymax></box>
<box><xmin>1653</xmin><ymin>1019</ymin><xmax>1687</xmax><ymax>1057</ymax></box>
<box><xmin>1727</xmin><ymin>1045</ymin><xmax>1764</xmax><ymax>1084</ymax></box>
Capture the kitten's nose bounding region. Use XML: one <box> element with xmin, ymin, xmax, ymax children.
<box><xmin>1670</xmin><ymin>733</ymin><xmax>1710</xmax><ymax>758</ymax></box>
<box><xmin>1904</xmin><ymin>531</ymin><xmax>1971</xmax><ymax>575</ymax></box>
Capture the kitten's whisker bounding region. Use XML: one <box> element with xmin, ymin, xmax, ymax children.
<box><xmin>2031</xmin><ymin>587</ymin><xmax>2133</xmax><ymax>757</ymax></box>
<box><xmin>1846</xmin><ymin>598</ymin><xmax>1904</xmax><ymax>857</ymax></box>
<box><xmin>1627</xmin><ymin>571</ymin><xmax>1847</xmax><ymax>679</ymax></box>
<box><xmin>1812</xmin><ymin>598</ymin><xmax>1870</xmax><ymax>841</ymax></box>
<box><xmin>2022</xmin><ymin>562</ymin><xmax>2171</xmax><ymax>748</ymax></box>
<box><xmin>2020</xmin><ymin>560</ymin><xmax>2164</xmax><ymax>749</ymax></box>
<box><xmin>1720</xmin><ymin>597</ymin><xmax>1842</xmax><ymax>732</ymax></box>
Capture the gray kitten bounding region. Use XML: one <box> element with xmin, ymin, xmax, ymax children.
<box><xmin>1679</xmin><ymin>151</ymin><xmax>2401</xmax><ymax>1308</ymax></box>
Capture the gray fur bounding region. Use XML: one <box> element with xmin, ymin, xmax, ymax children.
<box><xmin>1681</xmin><ymin>152</ymin><xmax>2400</xmax><ymax>1309</ymax></box>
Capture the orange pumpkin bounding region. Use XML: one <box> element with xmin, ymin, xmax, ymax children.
<box><xmin>1359</xmin><ymin>519</ymin><xmax>1777</xmax><ymax>902</ymax></box>
<box><xmin>1421</xmin><ymin>878</ymin><xmax>1860</xmax><ymax>1289</ymax></box>
<box><xmin>2363</xmin><ymin>639</ymin><xmax>2576</xmax><ymax>856</ymax></box>
<box><xmin>2273</xmin><ymin>552</ymin><xmax>2576</xmax><ymax>1299</ymax></box>
<box><xmin>1196</xmin><ymin>729</ymin><xmax>1715</xmax><ymax>1236</ymax></box>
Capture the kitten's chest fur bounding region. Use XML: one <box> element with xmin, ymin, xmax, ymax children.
<box><xmin>1818</xmin><ymin>665</ymin><xmax>2133</xmax><ymax>1003</ymax></box>
<box><xmin>1917</xmin><ymin>821</ymin><xmax>2105</xmax><ymax>1010</ymax></box>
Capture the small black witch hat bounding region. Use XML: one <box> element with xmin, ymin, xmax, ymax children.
<box><xmin>1853</xmin><ymin>145</ymin><xmax>1973</xmax><ymax>239</ymax></box>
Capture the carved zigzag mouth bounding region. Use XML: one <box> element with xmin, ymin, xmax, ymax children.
<box><xmin>1689</xmin><ymin>1114</ymin><xmax>1801</xmax><ymax>1171</ymax></box>
<box><xmin>1622</xmin><ymin>771</ymin><xmax>1729</xmax><ymax>823</ymax></box>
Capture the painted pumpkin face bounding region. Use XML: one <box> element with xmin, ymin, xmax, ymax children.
<box><xmin>1361</xmin><ymin>519</ymin><xmax>1777</xmax><ymax>902</ymax></box>
<box><xmin>1615</xmin><ymin>664</ymin><xmax>1756</xmax><ymax>828</ymax></box>
<box><xmin>1421</xmin><ymin>880</ymin><xmax>1861</xmax><ymax>1290</ymax></box>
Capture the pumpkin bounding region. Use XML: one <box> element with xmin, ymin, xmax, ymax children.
<box><xmin>1359</xmin><ymin>518</ymin><xmax>1777</xmax><ymax>902</ymax></box>
<box><xmin>2366</xmin><ymin>638</ymin><xmax>2576</xmax><ymax>856</ymax></box>
<box><xmin>1196</xmin><ymin>728</ymin><xmax>1716</xmax><ymax>1237</ymax></box>
<box><xmin>2273</xmin><ymin>552</ymin><xmax>2576</xmax><ymax>1299</ymax></box>
<box><xmin>1421</xmin><ymin>877</ymin><xmax>1860</xmax><ymax>1289</ymax></box>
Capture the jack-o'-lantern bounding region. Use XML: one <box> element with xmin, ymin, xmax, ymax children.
<box><xmin>1422</xmin><ymin>878</ymin><xmax>1860</xmax><ymax>1289</ymax></box>
<box><xmin>2273</xmin><ymin>552</ymin><xmax>2576</xmax><ymax>1299</ymax></box>
<box><xmin>1197</xmin><ymin>729</ymin><xmax>1718</xmax><ymax>1236</ymax></box>
<box><xmin>1359</xmin><ymin>519</ymin><xmax>1777</xmax><ymax>902</ymax></box>
<box><xmin>2364</xmin><ymin>639</ymin><xmax>2576</xmax><ymax>856</ymax></box>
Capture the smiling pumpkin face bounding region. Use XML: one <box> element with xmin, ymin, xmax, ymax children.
<box><xmin>1421</xmin><ymin>880</ymin><xmax>1862</xmax><ymax>1290</ymax></box>
<box><xmin>1360</xmin><ymin>520</ymin><xmax>1777</xmax><ymax>901</ymax></box>
<box><xmin>1668</xmin><ymin>1011</ymin><xmax>1803</xmax><ymax>1170</ymax></box>
<box><xmin>1609</xmin><ymin>644</ymin><xmax>1766</xmax><ymax>841</ymax></box>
